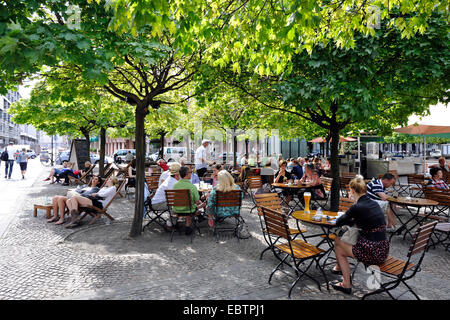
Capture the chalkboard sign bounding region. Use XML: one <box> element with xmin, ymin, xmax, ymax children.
<box><xmin>69</xmin><ymin>139</ymin><xmax>89</xmax><ymax>171</ymax></box>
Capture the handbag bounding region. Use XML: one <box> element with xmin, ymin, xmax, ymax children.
<box><xmin>337</xmin><ymin>225</ymin><xmax>360</xmax><ymax>245</ymax></box>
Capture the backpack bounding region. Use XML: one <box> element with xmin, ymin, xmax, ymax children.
<box><xmin>1</xmin><ymin>149</ymin><xmax>8</xmax><ymax>161</ymax></box>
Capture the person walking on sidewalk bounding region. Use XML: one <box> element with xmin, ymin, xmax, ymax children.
<box><xmin>16</xmin><ymin>148</ymin><xmax>29</xmax><ymax>179</ymax></box>
<box><xmin>4</xmin><ymin>142</ymin><xmax>16</xmax><ymax>179</ymax></box>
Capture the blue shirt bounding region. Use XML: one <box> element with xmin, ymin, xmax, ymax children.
<box><xmin>190</xmin><ymin>173</ymin><xmax>200</xmax><ymax>184</ymax></box>
<box><xmin>292</xmin><ymin>165</ymin><xmax>304</xmax><ymax>179</ymax></box>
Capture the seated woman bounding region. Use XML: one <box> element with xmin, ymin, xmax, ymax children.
<box><xmin>331</xmin><ymin>176</ymin><xmax>389</xmax><ymax>294</ymax></box>
<box><xmin>47</xmin><ymin>175</ymin><xmax>103</xmax><ymax>225</ymax></box>
<box><xmin>125</xmin><ymin>158</ymin><xmax>137</xmax><ymax>189</ymax></box>
<box><xmin>428</xmin><ymin>167</ymin><xmax>449</xmax><ymax>189</ymax></box>
<box><xmin>64</xmin><ymin>177</ymin><xmax>119</xmax><ymax>228</ymax></box>
<box><xmin>206</xmin><ymin>170</ymin><xmax>242</xmax><ymax>228</ymax></box>
<box><xmin>299</xmin><ymin>163</ymin><xmax>325</xmax><ymax>200</ymax></box>
<box><xmin>274</xmin><ymin>160</ymin><xmax>294</xmax><ymax>207</ymax></box>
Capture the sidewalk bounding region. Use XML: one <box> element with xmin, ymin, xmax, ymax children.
<box><xmin>0</xmin><ymin>163</ymin><xmax>448</xmax><ymax>300</ymax></box>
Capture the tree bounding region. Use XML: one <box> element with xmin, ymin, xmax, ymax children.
<box><xmin>210</xmin><ymin>10</ymin><xmax>448</xmax><ymax>211</ymax></box>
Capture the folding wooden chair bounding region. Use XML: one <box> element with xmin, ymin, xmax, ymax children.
<box><xmin>143</xmin><ymin>176</ymin><xmax>169</xmax><ymax>231</ymax></box>
<box><xmin>254</xmin><ymin>193</ymin><xmax>306</xmax><ymax>260</ymax></box>
<box><xmin>430</xmin><ymin>222</ymin><xmax>450</xmax><ymax>252</ymax></box>
<box><xmin>358</xmin><ymin>221</ymin><xmax>438</xmax><ymax>300</ymax></box>
<box><xmin>260</xmin><ymin>206</ymin><xmax>328</xmax><ymax>298</ymax></box>
<box><xmin>247</xmin><ymin>175</ymin><xmax>264</xmax><ymax>213</ymax></box>
<box><xmin>68</xmin><ymin>163</ymin><xmax>97</xmax><ymax>185</ymax></box>
<box><xmin>212</xmin><ymin>190</ymin><xmax>244</xmax><ymax>242</ymax></box>
<box><xmin>99</xmin><ymin>167</ymin><xmax>117</xmax><ymax>187</ymax></box>
<box><xmin>165</xmin><ymin>189</ymin><xmax>202</xmax><ymax>243</ymax></box>
<box><xmin>77</xmin><ymin>179</ymin><xmax>126</xmax><ymax>226</ymax></box>
<box><xmin>407</xmin><ymin>174</ymin><xmax>426</xmax><ymax>197</ymax></box>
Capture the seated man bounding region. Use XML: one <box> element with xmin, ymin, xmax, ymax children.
<box><xmin>179</xmin><ymin>157</ymin><xmax>200</xmax><ymax>184</ymax></box>
<box><xmin>62</xmin><ymin>161</ymin><xmax>92</xmax><ymax>185</ymax></box>
<box><xmin>291</xmin><ymin>158</ymin><xmax>304</xmax><ymax>180</ymax></box>
<box><xmin>173</xmin><ymin>166</ymin><xmax>206</xmax><ymax>235</ymax></box>
<box><xmin>428</xmin><ymin>167</ymin><xmax>449</xmax><ymax>189</ymax></box>
<box><xmin>44</xmin><ymin>161</ymin><xmax>73</xmax><ymax>184</ymax></box>
<box><xmin>151</xmin><ymin>162</ymin><xmax>181</xmax><ymax>230</ymax></box>
<box><xmin>366</xmin><ymin>173</ymin><xmax>397</xmax><ymax>232</ymax></box>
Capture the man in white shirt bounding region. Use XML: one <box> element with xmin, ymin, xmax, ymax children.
<box><xmin>4</xmin><ymin>142</ymin><xmax>16</xmax><ymax>179</ymax></box>
<box><xmin>195</xmin><ymin>139</ymin><xmax>210</xmax><ymax>178</ymax></box>
<box><xmin>151</xmin><ymin>162</ymin><xmax>181</xmax><ymax>211</ymax></box>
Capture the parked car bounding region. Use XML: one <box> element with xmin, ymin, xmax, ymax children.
<box><xmin>26</xmin><ymin>150</ymin><xmax>36</xmax><ymax>159</ymax></box>
<box><xmin>113</xmin><ymin>149</ymin><xmax>136</xmax><ymax>164</ymax></box>
<box><xmin>430</xmin><ymin>149</ymin><xmax>442</xmax><ymax>158</ymax></box>
<box><xmin>56</xmin><ymin>150</ymin><xmax>70</xmax><ymax>164</ymax></box>
<box><xmin>90</xmin><ymin>153</ymin><xmax>114</xmax><ymax>164</ymax></box>
<box><xmin>163</xmin><ymin>147</ymin><xmax>186</xmax><ymax>163</ymax></box>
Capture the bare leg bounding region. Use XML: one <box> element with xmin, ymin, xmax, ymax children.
<box><xmin>55</xmin><ymin>196</ymin><xmax>68</xmax><ymax>225</ymax></box>
<box><xmin>333</xmin><ymin>237</ymin><xmax>355</xmax><ymax>288</ymax></box>
<box><xmin>47</xmin><ymin>197</ymin><xmax>60</xmax><ymax>222</ymax></box>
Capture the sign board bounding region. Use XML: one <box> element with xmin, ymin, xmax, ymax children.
<box><xmin>69</xmin><ymin>139</ymin><xmax>89</xmax><ymax>170</ymax></box>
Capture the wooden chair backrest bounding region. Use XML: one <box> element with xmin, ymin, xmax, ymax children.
<box><xmin>341</xmin><ymin>172</ymin><xmax>356</xmax><ymax>178</ymax></box>
<box><xmin>215</xmin><ymin>190</ymin><xmax>242</xmax><ymax>209</ymax></box>
<box><xmin>254</xmin><ymin>193</ymin><xmax>282</xmax><ymax>216</ymax></box>
<box><xmin>338</xmin><ymin>197</ymin><xmax>354</xmax><ymax>212</ymax></box>
<box><xmin>248</xmin><ymin>175</ymin><xmax>262</xmax><ymax>189</ymax></box>
<box><xmin>260</xmin><ymin>206</ymin><xmax>290</xmax><ymax>240</ymax></box>
<box><xmin>424</xmin><ymin>188</ymin><xmax>450</xmax><ymax>206</ymax></box>
<box><xmin>99</xmin><ymin>168</ymin><xmax>117</xmax><ymax>188</ymax></box>
<box><xmin>145</xmin><ymin>176</ymin><xmax>160</xmax><ymax>191</ymax></box>
<box><xmin>340</xmin><ymin>176</ymin><xmax>352</xmax><ymax>189</ymax></box>
<box><xmin>407</xmin><ymin>221</ymin><xmax>437</xmax><ymax>258</ymax></box>
<box><xmin>83</xmin><ymin>163</ymin><xmax>96</xmax><ymax>177</ymax></box>
<box><xmin>102</xmin><ymin>179</ymin><xmax>126</xmax><ymax>211</ymax></box>
<box><xmin>388</xmin><ymin>170</ymin><xmax>399</xmax><ymax>180</ymax></box>
<box><xmin>321</xmin><ymin>177</ymin><xmax>333</xmax><ymax>192</ymax></box>
<box><xmin>408</xmin><ymin>174</ymin><xmax>424</xmax><ymax>185</ymax></box>
<box><xmin>165</xmin><ymin>189</ymin><xmax>193</xmax><ymax>211</ymax></box>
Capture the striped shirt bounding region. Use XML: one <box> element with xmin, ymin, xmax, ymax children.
<box><xmin>366</xmin><ymin>179</ymin><xmax>385</xmax><ymax>201</ymax></box>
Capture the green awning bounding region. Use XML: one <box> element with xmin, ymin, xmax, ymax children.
<box><xmin>358</xmin><ymin>136</ymin><xmax>384</xmax><ymax>143</ymax></box>
<box><xmin>89</xmin><ymin>136</ymin><xmax>99</xmax><ymax>142</ymax></box>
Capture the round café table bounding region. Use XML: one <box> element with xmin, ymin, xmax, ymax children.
<box><xmin>387</xmin><ymin>196</ymin><xmax>439</xmax><ymax>241</ymax></box>
<box><xmin>271</xmin><ymin>182</ymin><xmax>312</xmax><ymax>211</ymax></box>
<box><xmin>291</xmin><ymin>209</ymin><xmax>339</xmax><ymax>268</ymax></box>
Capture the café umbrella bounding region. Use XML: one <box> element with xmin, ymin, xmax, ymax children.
<box><xmin>394</xmin><ymin>124</ymin><xmax>450</xmax><ymax>173</ymax></box>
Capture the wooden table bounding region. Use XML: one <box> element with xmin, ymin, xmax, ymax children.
<box><xmin>271</xmin><ymin>182</ymin><xmax>312</xmax><ymax>210</ymax></box>
<box><xmin>292</xmin><ymin>209</ymin><xmax>339</xmax><ymax>268</ymax></box>
<box><xmin>387</xmin><ymin>196</ymin><xmax>439</xmax><ymax>241</ymax></box>
<box><xmin>33</xmin><ymin>204</ymin><xmax>53</xmax><ymax>219</ymax></box>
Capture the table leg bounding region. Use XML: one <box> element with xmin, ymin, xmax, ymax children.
<box><xmin>33</xmin><ymin>206</ymin><xmax>37</xmax><ymax>217</ymax></box>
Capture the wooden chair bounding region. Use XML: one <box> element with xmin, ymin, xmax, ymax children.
<box><xmin>260</xmin><ymin>206</ymin><xmax>328</xmax><ymax>298</ymax></box>
<box><xmin>407</xmin><ymin>174</ymin><xmax>426</xmax><ymax>197</ymax></box>
<box><xmin>68</xmin><ymin>163</ymin><xmax>97</xmax><ymax>186</ymax></box>
<box><xmin>99</xmin><ymin>167</ymin><xmax>117</xmax><ymax>188</ymax></box>
<box><xmin>254</xmin><ymin>193</ymin><xmax>306</xmax><ymax>260</ymax></box>
<box><xmin>359</xmin><ymin>221</ymin><xmax>437</xmax><ymax>300</ymax></box>
<box><xmin>165</xmin><ymin>189</ymin><xmax>202</xmax><ymax>243</ymax></box>
<box><xmin>341</xmin><ymin>172</ymin><xmax>356</xmax><ymax>179</ymax></box>
<box><xmin>247</xmin><ymin>175</ymin><xmax>263</xmax><ymax>212</ymax></box>
<box><xmin>212</xmin><ymin>190</ymin><xmax>244</xmax><ymax>242</ymax></box>
<box><xmin>117</xmin><ymin>161</ymin><xmax>132</xmax><ymax>178</ymax></box>
<box><xmin>319</xmin><ymin>176</ymin><xmax>333</xmax><ymax>208</ymax></box>
<box><xmin>339</xmin><ymin>176</ymin><xmax>352</xmax><ymax>197</ymax></box>
<box><xmin>142</xmin><ymin>176</ymin><xmax>169</xmax><ymax>232</ymax></box>
<box><xmin>76</xmin><ymin>179</ymin><xmax>126</xmax><ymax>226</ymax></box>
<box><xmin>430</xmin><ymin>222</ymin><xmax>450</xmax><ymax>252</ymax></box>
<box><xmin>422</xmin><ymin>187</ymin><xmax>450</xmax><ymax>218</ymax></box>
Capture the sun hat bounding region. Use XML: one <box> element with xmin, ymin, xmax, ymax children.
<box><xmin>169</xmin><ymin>162</ymin><xmax>181</xmax><ymax>175</ymax></box>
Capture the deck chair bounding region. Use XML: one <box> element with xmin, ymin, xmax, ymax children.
<box><xmin>357</xmin><ymin>221</ymin><xmax>437</xmax><ymax>300</ymax></box>
<box><xmin>143</xmin><ymin>176</ymin><xmax>169</xmax><ymax>231</ymax></box>
<box><xmin>212</xmin><ymin>190</ymin><xmax>244</xmax><ymax>243</ymax></box>
<box><xmin>68</xmin><ymin>163</ymin><xmax>97</xmax><ymax>186</ymax></box>
<box><xmin>116</xmin><ymin>161</ymin><xmax>132</xmax><ymax>178</ymax></box>
<box><xmin>254</xmin><ymin>193</ymin><xmax>307</xmax><ymax>260</ymax></box>
<box><xmin>77</xmin><ymin>179</ymin><xmax>126</xmax><ymax>226</ymax></box>
<box><xmin>165</xmin><ymin>189</ymin><xmax>202</xmax><ymax>243</ymax></box>
<box><xmin>260</xmin><ymin>206</ymin><xmax>328</xmax><ymax>298</ymax></box>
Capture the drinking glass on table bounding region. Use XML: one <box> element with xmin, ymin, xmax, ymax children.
<box><xmin>304</xmin><ymin>192</ymin><xmax>311</xmax><ymax>214</ymax></box>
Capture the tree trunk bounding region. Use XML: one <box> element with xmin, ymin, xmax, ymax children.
<box><xmin>233</xmin><ymin>129</ymin><xmax>238</xmax><ymax>169</ymax></box>
<box><xmin>329</xmin><ymin>126</ymin><xmax>341</xmax><ymax>212</ymax></box>
<box><xmin>245</xmin><ymin>138</ymin><xmax>249</xmax><ymax>158</ymax></box>
<box><xmin>80</xmin><ymin>129</ymin><xmax>90</xmax><ymax>156</ymax></box>
<box><xmin>158</xmin><ymin>131</ymin><xmax>166</xmax><ymax>159</ymax></box>
<box><xmin>129</xmin><ymin>104</ymin><xmax>148</xmax><ymax>238</ymax></box>
<box><xmin>99</xmin><ymin>127</ymin><xmax>106</xmax><ymax>177</ymax></box>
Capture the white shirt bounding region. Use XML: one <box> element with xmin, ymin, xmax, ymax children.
<box><xmin>151</xmin><ymin>176</ymin><xmax>178</xmax><ymax>205</ymax></box>
<box><xmin>195</xmin><ymin>145</ymin><xmax>207</xmax><ymax>170</ymax></box>
<box><xmin>158</xmin><ymin>170</ymin><xmax>170</xmax><ymax>186</ymax></box>
<box><xmin>97</xmin><ymin>186</ymin><xmax>118</xmax><ymax>208</ymax></box>
<box><xmin>5</xmin><ymin>146</ymin><xmax>16</xmax><ymax>160</ymax></box>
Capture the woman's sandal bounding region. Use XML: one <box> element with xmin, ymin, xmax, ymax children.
<box><xmin>331</xmin><ymin>267</ymin><xmax>343</xmax><ymax>275</ymax></box>
<box><xmin>331</xmin><ymin>281</ymin><xmax>352</xmax><ymax>294</ymax></box>
<box><xmin>47</xmin><ymin>217</ymin><xmax>60</xmax><ymax>223</ymax></box>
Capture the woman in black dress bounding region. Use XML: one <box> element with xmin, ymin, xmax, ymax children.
<box><xmin>274</xmin><ymin>160</ymin><xmax>294</xmax><ymax>208</ymax></box>
<box><xmin>331</xmin><ymin>176</ymin><xmax>389</xmax><ymax>294</ymax></box>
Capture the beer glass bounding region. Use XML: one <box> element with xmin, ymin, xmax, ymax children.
<box><xmin>304</xmin><ymin>192</ymin><xmax>311</xmax><ymax>214</ymax></box>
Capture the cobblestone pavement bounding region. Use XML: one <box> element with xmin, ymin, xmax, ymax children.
<box><xmin>0</xmin><ymin>163</ymin><xmax>448</xmax><ymax>301</ymax></box>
